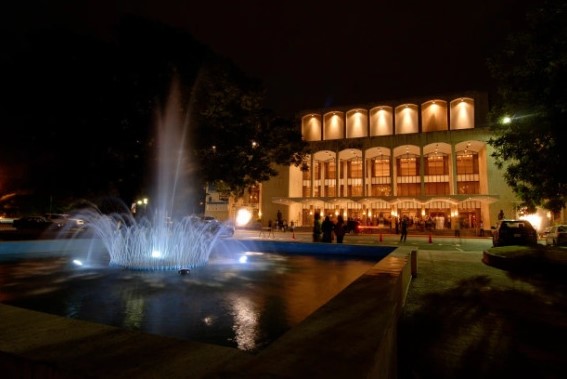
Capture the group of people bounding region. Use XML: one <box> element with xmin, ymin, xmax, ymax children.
<box><xmin>312</xmin><ymin>213</ymin><xmax>347</xmax><ymax>243</ymax></box>
<box><xmin>312</xmin><ymin>213</ymin><xmax>410</xmax><ymax>244</ymax></box>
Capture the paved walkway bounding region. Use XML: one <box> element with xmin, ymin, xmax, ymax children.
<box><xmin>397</xmin><ymin>249</ymin><xmax>567</xmax><ymax>379</ymax></box>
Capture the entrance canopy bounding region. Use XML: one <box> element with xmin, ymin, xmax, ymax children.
<box><xmin>272</xmin><ymin>194</ymin><xmax>499</xmax><ymax>209</ymax></box>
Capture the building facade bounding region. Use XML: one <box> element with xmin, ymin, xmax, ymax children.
<box><xmin>259</xmin><ymin>91</ymin><xmax>527</xmax><ymax>233</ymax></box>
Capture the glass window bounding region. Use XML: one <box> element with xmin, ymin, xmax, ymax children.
<box><xmin>457</xmin><ymin>181</ymin><xmax>480</xmax><ymax>194</ymax></box>
<box><xmin>457</xmin><ymin>152</ymin><xmax>480</xmax><ymax>194</ymax></box>
<box><xmin>371</xmin><ymin>184</ymin><xmax>391</xmax><ymax>196</ymax></box>
<box><xmin>397</xmin><ymin>155</ymin><xmax>419</xmax><ymax>176</ymax></box>
<box><xmin>325</xmin><ymin>184</ymin><xmax>336</xmax><ymax>197</ymax></box>
<box><xmin>456</xmin><ymin>153</ymin><xmax>479</xmax><ymax>175</ymax></box>
<box><xmin>397</xmin><ymin>183</ymin><xmax>421</xmax><ymax>196</ymax></box>
<box><xmin>325</xmin><ymin>161</ymin><xmax>336</xmax><ymax>179</ymax></box>
<box><xmin>425</xmin><ymin>155</ymin><xmax>448</xmax><ymax>175</ymax></box>
<box><xmin>314</xmin><ymin>161</ymin><xmax>322</xmax><ymax>180</ymax></box>
<box><xmin>425</xmin><ymin>182</ymin><xmax>450</xmax><ymax>195</ymax></box>
<box><xmin>348</xmin><ymin>158</ymin><xmax>362</xmax><ymax>178</ymax></box>
<box><xmin>372</xmin><ymin>158</ymin><xmax>390</xmax><ymax>177</ymax></box>
<box><xmin>302</xmin><ymin>165</ymin><xmax>310</xmax><ymax>180</ymax></box>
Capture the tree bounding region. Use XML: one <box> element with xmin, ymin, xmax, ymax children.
<box><xmin>190</xmin><ymin>56</ymin><xmax>308</xmax><ymax>197</ymax></box>
<box><xmin>487</xmin><ymin>0</ymin><xmax>567</xmax><ymax>214</ymax></box>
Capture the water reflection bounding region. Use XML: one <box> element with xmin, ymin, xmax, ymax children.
<box><xmin>229</xmin><ymin>294</ymin><xmax>259</xmax><ymax>351</ymax></box>
<box><xmin>1</xmin><ymin>253</ymin><xmax>376</xmax><ymax>352</ymax></box>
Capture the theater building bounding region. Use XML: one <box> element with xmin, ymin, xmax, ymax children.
<box><xmin>256</xmin><ymin>91</ymin><xmax>524</xmax><ymax>234</ymax></box>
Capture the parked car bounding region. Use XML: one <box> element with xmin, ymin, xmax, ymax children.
<box><xmin>44</xmin><ymin>213</ymin><xmax>69</xmax><ymax>227</ymax></box>
<box><xmin>201</xmin><ymin>216</ymin><xmax>235</xmax><ymax>238</ymax></box>
<box><xmin>540</xmin><ymin>226</ymin><xmax>552</xmax><ymax>240</ymax></box>
<box><xmin>492</xmin><ymin>219</ymin><xmax>538</xmax><ymax>247</ymax></box>
<box><xmin>545</xmin><ymin>225</ymin><xmax>567</xmax><ymax>246</ymax></box>
<box><xmin>45</xmin><ymin>213</ymin><xmax>86</xmax><ymax>230</ymax></box>
<box><xmin>12</xmin><ymin>216</ymin><xmax>56</xmax><ymax>230</ymax></box>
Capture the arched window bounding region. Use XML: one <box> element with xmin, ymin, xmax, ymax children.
<box><xmin>424</xmin><ymin>152</ymin><xmax>449</xmax><ymax>195</ymax></box>
<box><xmin>456</xmin><ymin>151</ymin><xmax>480</xmax><ymax>194</ymax></box>
<box><xmin>396</xmin><ymin>153</ymin><xmax>420</xmax><ymax>196</ymax></box>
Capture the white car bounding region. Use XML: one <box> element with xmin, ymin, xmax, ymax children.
<box><xmin>201</xmin><ymin>216</ymin><xmax>235</xmax><ymax>238</ymax></box>
<box><xmin>545</xmin><ymin>225</ymin><xmax>567</xmax><ymax>246</ymax></box>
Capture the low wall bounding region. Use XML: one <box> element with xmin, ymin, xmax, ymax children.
<box><xmin>0</xmin><ymin>240</ymin><xmax>415</xmax><ymax>378</ymax></box>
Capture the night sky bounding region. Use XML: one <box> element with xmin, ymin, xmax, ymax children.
<box><xmin>5</xmin><ymin>0</ymin><xmax>536</xmax><ymax>117</ymax></box>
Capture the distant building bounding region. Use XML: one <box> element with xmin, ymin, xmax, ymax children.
<box><xmin>259</xmin><ymin>91</ymin><xmax>531</xmax><ymax>233</ymax></box>
<box><xmin>213</xmin><ymin>91</ymin><xmax>562</xmax><ymax>233</ymax></box>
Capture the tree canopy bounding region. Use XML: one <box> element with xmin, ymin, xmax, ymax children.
<box><xmin>191</xmin><ymin>57</ymin><xmax>307</xmax><ymax>195</ymax></box>
<box><xmin>487</xmin><ymin>0</ymin><xmax>567</xmax><ymax>214</ymax></box>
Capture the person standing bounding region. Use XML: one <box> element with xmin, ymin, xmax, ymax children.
<box><xmin>267</xmin><ymin>219</ymin><xmax>274</xmax><ymax>238</ymax></box>
<box><xmin>498</xmin><ymin>209</ymin><xmax>505</xmax><ymax>220</ymax></box>
<box><xmin>321</xmin><ymin>215</ymin><xmax>335</xmax><ymax>243</ymax></box>
<box><xmin>313</xmin><ymin>213</ymin><xmax>322</xmax><ymax>242</ymax></box>
<box><xmin>395</xmin><ymin>217</ymin><xmax>399</xmax><ymax>234</ymax></box>
<box><xmin>400</xmin><ymin>217</ymin><xmax>408</xmax><ymax>242</ymax></box>
<box><xmin>335</xmin><ymin>215</ymin><xmax>346</xmax><ymax>243</ymax></box>
<box><xmin>276</xmin><ymin>210</ymin><xmax>283</xmax><ymax>230</ymax></box>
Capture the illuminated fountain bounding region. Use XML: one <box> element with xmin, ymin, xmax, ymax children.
<box><xmin>70</xmin><ymin>82</ymin><xmax>223</xmax><ymax>271</ymax></box>
<box><xmin>0</xmin><ymin>80</ymin><xmax>397</xmax><ymax>358</ymax></box>
<box><xmin>73</xmin><ymin>208</ymin><xmax>222</xmax><ymax>270</ymax></box>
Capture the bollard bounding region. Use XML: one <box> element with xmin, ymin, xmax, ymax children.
<box><xmin>428</xmin><ymin>234</ymin><xmax>432</xmax><ymax>243</ymax></box>
<box><xmin>411</xmin><ymin>249</ymin><xmax>418</xmax><ymax>278</ymax></box>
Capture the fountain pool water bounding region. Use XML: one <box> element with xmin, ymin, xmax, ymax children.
<box><xmin>0</xmin><ymin>244</ymin><xmax>380</xmax><ymax>352</ymax></box>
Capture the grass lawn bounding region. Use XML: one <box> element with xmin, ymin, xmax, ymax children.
<box><xmin>485</xmin><ymin>244</ymin><xmax>567</xmax><ymax>270</ymax></box>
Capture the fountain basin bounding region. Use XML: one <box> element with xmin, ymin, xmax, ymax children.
<box><xmin>0</xmin><ymin>239</ymin><xmax>412</xmax><ymax>378</ymax></box>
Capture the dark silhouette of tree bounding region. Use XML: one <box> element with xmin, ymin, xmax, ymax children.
<box><xmin>191</xmin><ymin>57</ymin><xmax>308</xmax><ymax>196</ymax></box>
<box><xmin>487</xmin><ymin>0</ymin><xmax>567</xmax><ymax>214</ymax></box>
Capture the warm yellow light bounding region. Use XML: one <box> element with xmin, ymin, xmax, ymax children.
<box><xmin>502</xmin><ymin>116</ymin><xmax>512</xmax><ymax>124</ymax></box>
<box><xmin>236</xmin><ymin>209</ymin><xmax>253</xmax><ymax>227</ymax></box>
<box><xmin>519</xmin><ymin>214</ymin><xmax>542</xmax><ymax>231</ymax></box>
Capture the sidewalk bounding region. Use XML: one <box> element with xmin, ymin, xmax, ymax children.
<box><xmin>397</xmin><ymin>249</ymin><xmax>567</xmax><ymax>379</ymax></box>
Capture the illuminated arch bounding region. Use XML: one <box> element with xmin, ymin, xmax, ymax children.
<box><xmin>323</xmin><ymin>111</ymin><xmax>345</xmax><ymax>140</ymax></box>
<box><xmin>369</xmin><ymin>105</ymin><xmax>394</xmax><ymax>136</ymax></box>
<box><xmin>301</xmin><ymin>114</ymin><xmax>322</xmax><ymax>141</ymax></box>
<box><xmin>394</xmin><ymin>104</ymin><xmax>419</xmax><ymax>134</ymax></box>
<box><xmin>450</xmin><ymin>97</ymin><xmax>474</xmax><ymax>130</ymax></box>
<box><xmin>346</xmin><ymin>108</ymin><xmax>368</xmax><ymax>138</ymax></box>
<box><xmin>421</xmin><ymin>99</ymin><xmax>448</xmax><ymax>132</ymax></box>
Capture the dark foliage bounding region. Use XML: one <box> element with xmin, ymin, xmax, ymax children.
<box><xmin>487</xmin><ymin>0</ymin><xmax>567</xmax><ymax>213</ymax></box>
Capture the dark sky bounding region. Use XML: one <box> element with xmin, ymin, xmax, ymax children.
<box><xmin>5</xmin><ymin>0</ymin><xmax>536</xmax><ymax>116</ymax></box>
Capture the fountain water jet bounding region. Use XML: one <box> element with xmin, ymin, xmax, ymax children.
<box><xmin>70</xmin><ymin>81</ymin><xmax>223</xmax><ymax>270</ymax></box>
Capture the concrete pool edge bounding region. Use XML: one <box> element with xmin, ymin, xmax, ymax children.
<box><xmin>0</xmin><ymin>241</ymin><xmax>415</xmax><ymax>378</ymax></box>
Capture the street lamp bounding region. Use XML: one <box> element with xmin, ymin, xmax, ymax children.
<box><xmin>501</xmin><ymin>116</ymin><xmax>512</xmax><ymax>124</ymax></box>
